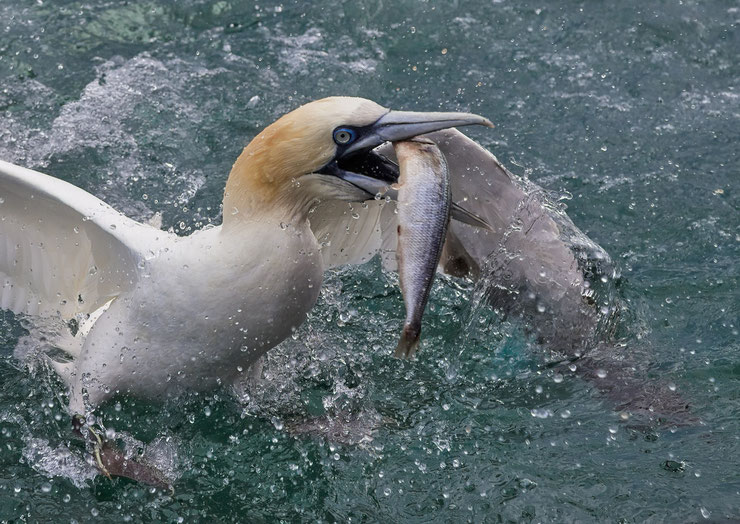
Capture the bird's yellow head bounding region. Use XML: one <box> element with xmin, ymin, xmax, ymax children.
<box><xmin>223</xmin><ymin>96</ymin><xmax>492</xmax><ymax>223</ymax></box>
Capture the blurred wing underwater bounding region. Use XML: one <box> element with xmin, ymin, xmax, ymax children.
<box><xmin>0</xmin><ymin>160</ymin><xmax>162</xmax><ymax>319</ymax></box>
<box><xmin>311</xmin><ymin>129</ymin><xmax>616</xmax><ymax>353</ymax></box>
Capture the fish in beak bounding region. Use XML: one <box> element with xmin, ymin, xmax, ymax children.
<box><xmin>319</xmin><ymin>109</ymin><xmax>494</xmax><ymax>230</ymax></box>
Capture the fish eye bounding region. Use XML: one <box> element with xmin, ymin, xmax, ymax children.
<box><xmin>333</xmin><ymin>128</ymin><xmax>356</xmax><ymax>145</ymax></box>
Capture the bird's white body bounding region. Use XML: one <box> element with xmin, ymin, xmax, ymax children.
<box><xmin>0</xmin><ymin>157</ymin><xmax>325</xmax><ymax>413</ymax></box>
<box><xmin>67</xmin><ymin>220</ymin><xmax>322</xmax><ymax>412</ymax></box>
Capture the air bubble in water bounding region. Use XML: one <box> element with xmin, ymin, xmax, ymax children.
<box><xmin>530</xmin><ymin>408</ymin><xmax>552</xmax><ymax>418</ymax></box>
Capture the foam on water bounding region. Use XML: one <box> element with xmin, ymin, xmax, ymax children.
<box><xmin>22</xmin><ymin>438</ymin><xmax>97</xmax><ymax>490</ymax></box>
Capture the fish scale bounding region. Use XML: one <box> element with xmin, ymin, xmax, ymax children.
<box><xmin>393</xmin><ymin>138</ymin><xmax>451</xmax><ymax>358</ymax></box>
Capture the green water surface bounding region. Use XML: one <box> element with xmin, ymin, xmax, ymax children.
<box><xmin>0</xmin><ymin>0</ymin><xmax>738</xmax><ymax>522</ymax></box>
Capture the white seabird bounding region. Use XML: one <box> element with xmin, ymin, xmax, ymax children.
<box><xmin>0</xmin><ymin>96</ymin><xmax>499</xmax><ymax>415</ymax></box>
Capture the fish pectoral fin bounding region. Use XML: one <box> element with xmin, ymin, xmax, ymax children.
<box><xmin>450</xmin><ymin>202</ymin><xmax>493</xmax><ymax>231</ymax></box>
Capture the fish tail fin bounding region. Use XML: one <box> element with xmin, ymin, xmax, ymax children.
<box><xmin>394</xmin><ymin>324</ymin><xmax>421</xmax><ymax>359</ymax></box>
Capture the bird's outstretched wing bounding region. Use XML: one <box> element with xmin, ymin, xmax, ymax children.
<box><xmin>311</xmin><ymin>129</ymin><xmax>615</xmax><ymax>353</ymax></box>
<box><xmin>0</xmin><ymin>160</ymin><xmax>165</xmax><ymax>318</ymax></box>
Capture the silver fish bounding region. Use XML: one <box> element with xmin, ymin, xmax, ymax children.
<box><xmin>394</xmin><ymin>138</ymin><xmax>452</xmax><ymax>358</ymax></box>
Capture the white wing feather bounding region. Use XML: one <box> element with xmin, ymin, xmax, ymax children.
<box><xmin>310</xmin><ymin>199</ymin><xmax>397</xmax><ymax>268</ymax></box>
<box><xmin>0</xmin><ymin>160</ymin><xmax>164</xmax><ymax>318</ymax></box>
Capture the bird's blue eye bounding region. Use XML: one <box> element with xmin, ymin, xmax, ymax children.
<box><xmin>333</xmin><ymin>128</ymin><xmax>356</xmax><ymax>145</ymax></box>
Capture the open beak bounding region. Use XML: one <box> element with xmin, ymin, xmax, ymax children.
<box><xmin>321</xmin><ymin>108</ymin><xmax>494</xmax><ymax>230</ymax></box>
<box><xmin>341</xmin><ymin>109</ymin><xmax>493</xmax><ymax>158</ymax></box>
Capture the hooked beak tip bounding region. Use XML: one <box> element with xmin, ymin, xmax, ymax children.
<box><xmin>341</xmin><ymin>108</ymin><xmax>493</xmax><ymax>157</ymax></box>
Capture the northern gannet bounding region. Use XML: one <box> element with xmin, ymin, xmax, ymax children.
<box><xmin>0</xmin><ymin>96</ymin><xmax>495</xmax><ymax>418</ymax></box>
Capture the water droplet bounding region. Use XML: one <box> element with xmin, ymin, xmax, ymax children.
<box><xmin>600</xmin><ymin>145</ymin><xmax>608</xmax><ymax>151</ymax></box>
<box><xmin>596</xmin><ymin>369</ymin><xmax>607</xmax><ymax>378</ymax></box>
<box><xmin>552</xmin><ymin>373</ymin><xmax>563</xmax><ymax>383</ymax></box>
<box><xmin>204</xmin><ymin>406</ymin><xmax>212</xmax><ymax>417</ymax></box>
<box><xmin>40</xmin><ymin>482</ymin><xmax>52</xmax><ymax>493</ymax></box>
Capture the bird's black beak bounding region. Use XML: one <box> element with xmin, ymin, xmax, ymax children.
<box><xmin>318</xmin><ymin>109</ymin><xmax>494</xmax><ymax>230</ymax></box>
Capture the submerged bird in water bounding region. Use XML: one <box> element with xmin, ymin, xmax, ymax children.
<box><xmin>393</xmin><ymin>138</ymin><xmax>452</xmax><ymax>358</ymax></box>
